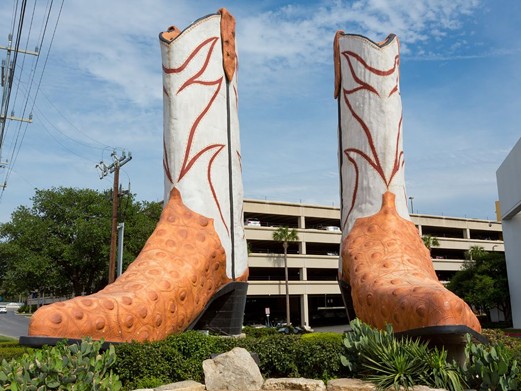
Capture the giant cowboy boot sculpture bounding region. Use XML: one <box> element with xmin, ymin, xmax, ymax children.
<box><xmin>23</xmin><ymin>9</ymin><xmax>248</xmax><ymax>344</ymax></box>
<box><xmin>334</xmin><ymin>32</ymin><xmax>481</xmax><ymax>337</ymax></box>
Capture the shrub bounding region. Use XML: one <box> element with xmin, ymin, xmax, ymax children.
<box><xmin>0</xmin><ymin>337</ymin><xmax>17</xmax><ymax>343</ymax></box>
<box><xmin>113</xmin><ymin>340</ymin><xmax>182</xmax><ymax>387</ymax></box>
<box><xmin>245</xmin><ymin>334</ymin><xmax>300</xmax><ymax>378</ymax></box>
<box><xmin>113</xmin><ymin>329</ymin><xmax>348</xmax><ymax>388</ymax></box>
<box><xmin>242</xmin><ymin>326</ymin><xmax>278</xmax><ymax>338</ymax></box>
<box><xmin>0</xmin><ymin>346</ymin><xmax>33</xmax><ymax>362</ymax></box>
<box><xmin>297</xmin><ymin>333</ymin><xmax>346</xmax><ymax>381</ymax></box>
<box><xmin>0</xmin><ymin>338</ymin><xmax>121</xmax><ymax>390</ymax></box>
<box><xmin>17</xmin><ymin>304</ymin><xmax>37</xmax><ymax>314</ymax></box>
<box><xmin>130</xmin><ymin>376</ymin><xmax>169</xmax><ymax>389</ymax></box>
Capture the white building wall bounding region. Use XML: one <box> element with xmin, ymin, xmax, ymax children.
<box><xmin>497</xmin><ymin>136</ymin><xmax>521</xmax><ymax>329</ymax></box>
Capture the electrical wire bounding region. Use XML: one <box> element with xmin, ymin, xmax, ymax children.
<box><xmin>38</xmin><ymin>88</ymin><xmax>112</xmax><ymax>150</ymax></box>
<box><xmin>1</xmin><ymin>0</ymin><xmax>64</xmax><ymax>194</ymax></box>
<box><xmin>7</xmin><ymin>0</ymin><xmax>37</xmax><ymax>120</ymax></box>
<box><xmin>0</xmin><ymin>0</ymin><xmax>28</xmax><ymax>148</ymax></box>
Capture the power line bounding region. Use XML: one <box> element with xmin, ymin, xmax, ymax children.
<box><xmin>0</xmin><ymin>0</ymin><xmax>65</xmax><ymax>195</ymax></box>
<box><xmin>38</xmin><ymin>88</ymin><xmax>112</xmax><ymax>150</ymax></box>
<box><xmin>0</xmin><ymin>0</ymin><xmax>29</xmax><ymax>148</ymax></box>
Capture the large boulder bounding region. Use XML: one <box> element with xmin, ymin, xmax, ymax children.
<box><xmin>203</xmin><ymin>347</ymin><xmax>264</xmax><ymax>390</ymax></box>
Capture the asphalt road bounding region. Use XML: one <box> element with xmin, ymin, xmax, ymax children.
<box><xmin>0</xmin><ymin>309</ymin><xmax>30</xmax><ymax>339</ymax></box>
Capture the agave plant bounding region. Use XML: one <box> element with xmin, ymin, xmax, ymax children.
<box><xmin>340</xmin><ymin>319</ymin><xmax>466</xmax><ymax>391</ymax></box>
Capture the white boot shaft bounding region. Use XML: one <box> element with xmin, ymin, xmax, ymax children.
<box><xmin>335</xmin><ymin>32</ymin><xmax>410</xmax><ymax>241</ymax></box>
<box><xmin>160</xmin><ymin>11</ymin><xmax>247</xmax><ymax>280</ymax></box>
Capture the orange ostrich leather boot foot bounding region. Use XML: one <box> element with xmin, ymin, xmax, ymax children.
<box><xmin>342</xmin><ymin>192</ymin><xmax>481</xmax><ymax>334</ymax></box>
<box><xmin>27</xmin><ymin>188</ymin><xmax>246</xmax><ymax>342</ymax></box>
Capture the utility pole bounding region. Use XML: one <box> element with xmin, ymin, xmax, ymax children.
<box><xmin>96</xmin><ymin>150</ymin><xmax>132</xmax><ymax>284</ymax></box>
<box><xmin>0</xmin><ymin>33</ymin><xmax>38</xmax><ymax>151</ymax></box>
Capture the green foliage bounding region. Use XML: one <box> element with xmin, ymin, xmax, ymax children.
<box><xmin>242</xmin><ymin>326</ymin><xmax>278</xmax><ymax>338</ymax></box>
<box><xmin>0</xmin><ymin>187</ymin><xmax>161</xmax><ymax>298</ymax></box>
<box><xmin>114</xmin><ymin>331</ymin><xmax>221</xmax><ymax>386</ymax></box>
<box><xmin>248</xmin><ymin>334</ymin><xmax>301</xmax><ymax>378</ymax></box>
<box><xmin>0</xmin><ymin>336</ymin><xmax>17</xmax><ymax>343</ymax></box>
<box><xmin>17</xmin><ymin>304</ymin><xmax>37</xmax><ymax>314</ymax></box>
<box><xmin>130</xmin><ymin>376</ymin><xmax>169</xmax><ymax>389</ymax></box>
<box><xmin>113</xmin><ymin>329</ymin><xmax>346</xmax><ymax>388</ymax></box>
<box><xmin>421</xmin><ymin>347</ymin><xmax>465</xmax><ymax>391</ymax></box>
<box><xmin>272</xmin><ymin>226</ymin><xmax>299</xmax><ymax>245</ymax></box>
<box><xmin>0</xmin><ymin>345</ymin><xmax>33</xmax><ymax>362</ymax></box>
<box><xmin>297</xmin><ymin>332</ymin><xmax>346</xmax><ymax>381</ymax></box>
<box><xmin>340</xmin><ymin>319</ymin><xmax>465</xmax><ymax>391</ymax></box>
<box><xmin>0</xmin><ymin>338</ymin><xmax>121</xmax><ymax>390</ymax></box>
<box><xmin>422</xmin><ymin>235</ymin><xmax>440</xmax><ymax>250</ymax></box>
<box><xmin>464</xmin><ymin>333</ymin><xmax>519</xmax><ymax>391</ymax></box>
<box><xmin>113</xmin><ymin>340</ymin><xmax>182</xmax><ymax>387</ymax></box>
<box><xmin>447</xmin><ymin>250</ymin><xmax>511</xmax><ymax>322</ymax></box>
<box><xmin>163</xmin><ymin>331</ymin><xmax>220</xmax><ymax>381</ymax></box>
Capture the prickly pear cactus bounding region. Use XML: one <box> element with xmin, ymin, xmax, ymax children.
<box><xmin>0</xmin><ymin>338</ymin><xmax>121</xmax><ymax>390</ymax></box>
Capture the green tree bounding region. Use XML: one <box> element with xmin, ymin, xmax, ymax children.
<box><xmin>272</xmin><ymin>226</ymin><xmax>299</xmax><ymax>326</ymax></box>
<box><xmin>422</xmin><ymin>235</ymin><xmax>440</xmax><ymax>251</ymax></box>
<box><xmin>447</xmin><ymin>250</ymin><xmax>511</xmax><ymax>322</ymax></box>
<box><xmin>0</xmin><ymin>187</ymin><xmax>161</xmax><ymax>300</ymax></box>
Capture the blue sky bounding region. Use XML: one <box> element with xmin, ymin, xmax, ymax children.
<box><xmin>0</xmin><ymin>0</ymin><xmax>519</xmax><ymax>223</ymax></box>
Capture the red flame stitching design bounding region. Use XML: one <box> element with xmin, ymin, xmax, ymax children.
<box><xmin>341</xmin><ymin>49</ymin><xmax>403</xmax><ymax>228</ymax></box>
<box><xmin>162</xmin><ymin>36</ymin><xmax>229</xmax><ymax>234</ymax></box>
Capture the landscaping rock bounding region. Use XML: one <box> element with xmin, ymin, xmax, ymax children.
<box><xmin>131</xmin><ymin>380</ymin><xmax>205</xmax><ymax>391</ymax></box>
<box><xmin>203</xmin><ymin>347</ymin><xmax>264</xmax><ymax>391</ymax></box>
<box><xmin>155</xmin><ymin>380</ymin><xmax>206</xmax><ymax>390</ymax></box>
<box><xmin>326</xmin><ymin>378</ymin><xmax>376</xmax><ymax>391</ymax></box>
<box><xmin>326</xmin><ymin>379</ymin><xmax>447</xmax><ymax>391</ymax></box>
<box><xmin>263</xmin><ymin>377</ymin><xmax>326</xmax><ymax>391</ymax></box>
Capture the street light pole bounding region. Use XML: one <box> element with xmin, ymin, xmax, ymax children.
<box><xmin>409</xmin><ymin>196</ymin><xmax>414</xmax><ymax>214</ymax></box>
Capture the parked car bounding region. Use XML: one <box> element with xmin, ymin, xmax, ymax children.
<box><xmin>245</xmin><ymin>218</ymin><xmax>261</xmax><ymax>227</ymax></box>
<box><xmin>5</xmin><ymin>302</ymin><xmax>22</xmax><ymax>310</ymax></box>
<box><xmin>0</xmin><ymin>307</ymin><xmax>7</xmax><ymax>313</ymax></box>
<box><xmin>323</xmin><ymin>226</ymin><xmax>341</xmax><ymax>232</ymax></box>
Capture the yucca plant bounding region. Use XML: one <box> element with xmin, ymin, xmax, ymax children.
<box><xmin>341</xmin><ymin>320</ymin><xmax>466</xmax><ymax>391</ymax></box>
<box><xmin>421</xmin><ymin>347</ymin><xmax>465</xmax><ymax>391</ymax></box>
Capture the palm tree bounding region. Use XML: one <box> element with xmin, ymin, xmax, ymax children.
<box><xmin>272</xmin><ymin>226</ymin><xmax>299</xmax><ymax>326</ymax></box>
<box><xmin>466</xmin><ymin>245</ymin><xmax>486</xmax><ymax>261</ymax></box>
<box><xmin>422</xmin><ymin>235</ymin><xmax>440</xmax><ymax>251</ymax></box>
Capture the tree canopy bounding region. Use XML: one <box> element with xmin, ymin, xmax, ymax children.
<box><xmin>421</xmin><ymin>235</ymin><xmax>440</xmax><ymax>251</ymax></box>
<box><xmin>272</xmin><ymin>226</ymin><xmax>299</xmax><ymax>250</ymax></box>
<box><xmin>0</xmin><ymin>187</ymin><xmax>162</xmax><ymax>300</ymax></box>
<box><xmin>447</xmin><ymin>248</ymin><xmax>511</xmax><ymax>322</ymax></box>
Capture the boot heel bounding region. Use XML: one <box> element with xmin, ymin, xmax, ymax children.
<box><xmin>190</xmin><ymin>282</ymin><xmax>248</xmax><ymax>335</ymax></box>
<box><xmin>339</xmin><ymin>279</ymin><xmax>356</xmax><ymax>322</ymax></box>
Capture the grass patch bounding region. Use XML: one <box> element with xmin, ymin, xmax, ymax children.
<box><xmin>0</xmin><ymin>335</ymin><xmax>17</xmax><ymax>343</ymax></box>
